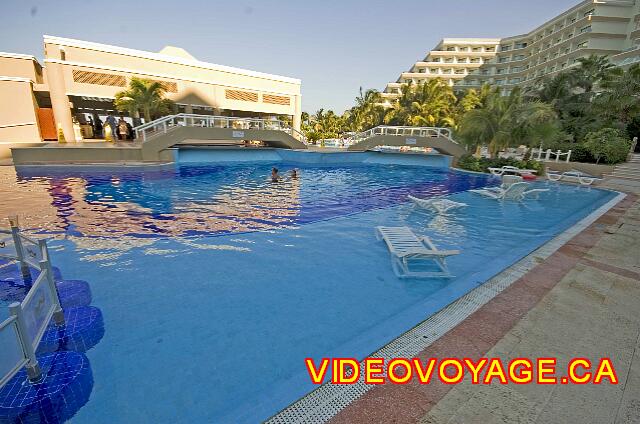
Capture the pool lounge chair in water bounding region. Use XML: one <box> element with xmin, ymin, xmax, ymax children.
<box><xmin>408</xmin><ymin>195</ymin><xmax>467</xmax><ymax>213</ymax></box>
<box><xmin>375</xmin><ymin>226</ymin><xmax>460</xmax><ymax>278</ymax></box>
<box><xmin>470</xmin><ymin>182</ymin><xmax>549</xmax><ymax>201</ymax></box>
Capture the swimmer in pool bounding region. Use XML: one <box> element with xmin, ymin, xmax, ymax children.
<box><xmin>271</xmin><ymin>167</ymin><xmax>281</xmax><ymax>182</ymax></box>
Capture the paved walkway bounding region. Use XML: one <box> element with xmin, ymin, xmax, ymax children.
<box><xmin>331</xmin><ymin>189</ymin><xmax>640</xmax><ymax>423</ymax></box>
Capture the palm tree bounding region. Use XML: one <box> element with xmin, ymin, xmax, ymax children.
<box><xmin>115</xmin><ymin>78</ymin><xmax>175</xmax><ymax>122</ymax></box>
<box><xmin>571</xmin><ymin>55</ymin><xmax>615</xmax><ymax>93</ymax></box>
<box><xmin>594</xmin><ymin>64</ymin><xmax>640</xmax><ymax>127</ymax></box>
<box><xmin>457</xmin><ymin>88</ymin><xmax>558</xmax><ymax>156</ymax></box>
<box><xmin>347</xmin><ymin>88</ymin><xmax>385</xmax><ymax>132</ymax></box>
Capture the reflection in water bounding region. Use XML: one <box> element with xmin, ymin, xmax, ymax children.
<box><xmin>0</xmin><ymin>164</ymin><xmax>491</xmax><ymax>264</ymax></box>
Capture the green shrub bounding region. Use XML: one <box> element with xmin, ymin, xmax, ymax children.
<box><xmin>542</xmin><ymin>141</ymin><xmax>596</xmax><ymax>163</ymax></box>
<box><xmin>583</xmin><ymin>128</ymin><xmax>632</xmax><ymax>164</ymax></box>
<box><xmin>456</xmin><ymin>155</ymin><xmax>545</xmax><ymax>176</ymax></box>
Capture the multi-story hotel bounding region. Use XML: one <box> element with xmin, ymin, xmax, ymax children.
<box><xmin>383</xmin><ymin>0</ymin><xmax>640</xmax><ymax>99</ymax></box>
<box><xmin>380</xmin><ymin>38</ymin><xmax>500</xmax><ymax>107</ymax></box>
<box><xmin>0</xmin><ymin>36</ymin><xmax>302</xmax><ymax>154</ymax></box>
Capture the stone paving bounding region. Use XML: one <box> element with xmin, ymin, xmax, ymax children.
<box><xmin>331</xmin><ymin>189</ymin><xmax>640</xmax><ymax>424</ymax></box>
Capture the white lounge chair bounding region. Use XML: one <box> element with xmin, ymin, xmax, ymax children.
<box><xmin>470</xmin><ymin>182</ymin><xmax>548</xmax><ymax>201</ymax></box>
<box><xmin>547</xmin><ymin>170</ymin><xmax>600</xmax><ymax>186</ymax></box>
<box><xmin>488</xmin><ymin>166</ymin><xmax>538</xmax><ymax>176</ymax></box>
<box><xmin>375</xmin><ymin>226</ymin><xmax>460</xmax><ymax>278</ymax></box>
<box><xmin>408</xmin><ymin>195</ymin><xmax>467</xmax><ymax>213</ymax></box>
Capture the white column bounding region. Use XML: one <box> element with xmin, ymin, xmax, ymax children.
<box><xmin>292</xmin><ymin>95</ymin><xmax>302</xmax><ymax>136</ymax></box>
<box><xmin>46</xmin><ymin>61</ymin><xmax>75</xmax><ymax>142</ymax></box>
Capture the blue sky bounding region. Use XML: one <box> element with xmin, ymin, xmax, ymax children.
<box><xmin>2</xmin><ymin>0</ymin><xmax>578</xmax><ymax>113</ymax></box>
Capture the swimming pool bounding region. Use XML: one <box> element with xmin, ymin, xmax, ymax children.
<box><xmin>0</xmin><ymin>151</ymin><xmax>617</xmax><ymax>422</ymax></box>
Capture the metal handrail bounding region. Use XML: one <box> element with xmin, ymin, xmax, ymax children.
<box><xmin>345</xmin><ymin>125</ymin><xmax>456</xmax><ymax>146</ymax></box>
<box><xmin>134</xmin><ymin>113</ymin><xmax>308</xmax><ymax>144</ymax></box>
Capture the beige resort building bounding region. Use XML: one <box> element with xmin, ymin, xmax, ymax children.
<box><xmin>383</xmin><ymin>0</ymin><xmax>640</xmax><ymax>99</ymax></box>
<box><xmin>0</xmin><ymin>36</ymin><xmax>302</xmax><ymax>157</ymax></box>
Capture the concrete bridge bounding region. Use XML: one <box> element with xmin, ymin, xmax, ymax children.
<box><xmin>11</xmin><ymin>116</ymin><xmax>467</xmax><ymax>165</ymax></box>
<box><xmin>346</xmin><ymin>126</ymin><xmax>467</xmax><ymax>159</ymax></box>
<box><xmin>135</xmin><ymin>114</ymin><xmax>308</xmax><ymax>160</ymax></box>
<box><xmin>11</xmin><ymin>114</ymin><xmax>308</xmax><ymax>165</ymax></box>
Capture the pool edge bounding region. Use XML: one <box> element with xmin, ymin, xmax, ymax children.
<box><xmin>265</xmin><ymin>190</ymin><xmax>627</xmax><ymax>424</ymax></box>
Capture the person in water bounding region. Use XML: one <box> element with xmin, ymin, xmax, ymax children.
<box><xmin>271</xmin><ymin>167</ymin><xmax>280</xmax><ymax>182</ymax></box>
<box><xmin>291</xmin><ymin>169</ymin><xmax>298</xmax><ymax>179</ymax></box>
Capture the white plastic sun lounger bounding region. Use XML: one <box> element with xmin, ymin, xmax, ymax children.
<box><xmin>408</xmin><ymin>195</ymin><xmax>467</xmax><ymax>213</ymax></box>
<box><xmin>488</xmin><ymin>166</ymin><xmax>538</xmax><ymax>176</ymax></box>
<box><xmin>375</xmin><ymin>226</ymin><xmax>460</xmax><ymax>278</ymax></box>
<box><xmin>547</xmin><ymin>170</ymin><xmax>600</xmax><ymax>186</ymax></box>
<box><xmin>470</xmin><ymin>182</ymin><xmax>548</xmax><ymax>201</ymax></box>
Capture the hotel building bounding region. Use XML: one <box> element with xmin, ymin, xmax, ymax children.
<box><xmin>381</xmin><ymin>38</ymin><xmax>500</xmax><ymax>107</ymax></box>
<box><xmin>0</xmin><ymin>36</ymin><xmax>302</xmax><ymax>155</ymax></box>
<box><xmin>383</xmin><ymin>0</ymin><xmax>640</xmax><ymax>99</ymax></box>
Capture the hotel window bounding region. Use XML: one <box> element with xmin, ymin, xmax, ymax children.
<box><xmin>498</xmin><ymin>57</ymin><xmax>509</xmax><ymax>63</ymax></box>
<box><xmin>580</xmin><ymin>25</ymin><xmax>592</xmax><ymax>34</ymax></box>
<box><xmin>446</xmin><ymin>46</ymin><xmax>456</xmax><ymax>51</ymax></box>
<box><xmin>584</xmin><ymin>9</ymin><xmax>595</xmax><ymax>17</ymax></box>
<box><xmin>571</xmin><ymin>17</ymin><xmax>576</xmax><ymax>23</ymax></box>
<box><xmin>509</xmin><ymin>78</ymin><xmax>520</xmax><ymax>84</ymax></box>
<box><xmin>577</xmin><ymin>41</ymin><xmax>588</xmax><ymax>48</ymax></box>
<box><xmin>430</xmin><ymin>68</ymin><xmax>439</xmax><ymax>73</ymax></box>
<box><xmin>72</xmin><ymin>69</ymin><xmax>126</xmax><ymax>87</ymax></box>
<box><xmin>470</xmin><ymin>58</ymin><xmax>480</xmax><ymax>63</ymax></box>
<box><xmin>495</xmin><ymin>79</ymin><xmax>505</xmax><ymax>85</ymax></box>
<box><xmin>544</xmin><ymin>43</ymin><xmax>551</xmax><ymax>49</ymax></box>
<box><xmin>444</xmin><ymin>58</ymin><xmax>454</xmax><ymax>63</ymax></box>
<box><xmin>225</xmin><ymin>89</ymin><xmax>259</xmax><ymax>102</ymax></box>
<box><xmin>455</xmin><ymin>69</ymin><xmax>465</xmax><ymax>74</ymax></box>
<box><xmin>561</xmin><ymin>62</ymin><xmax>567</xmax><ymax>68</ymax></box>
<box><xmin>459</xmin><ymin>47</ymin><xmax>469</xmax><ymax>52</ymax></box>
<box><xmin>555</xmin><ymin>38</ymin><xmax>561</xmax><ymax>44</ymax></box>
<box><xmin>442</xmin><ymin>69</ymin><xmax>452</xmax><ymax>74</ymax></box>
<box><xmin>472</xmin><ymin>47</ymin><xmax>482</xmax><ymax>52</ymax></box>
<box><xmin>481</xmin><ymin>69</ymin><xmax>489</xmax><ymax>75</ymax></box>
<box><xmin>511</xmin><ymin>66</ymin><xmax>521</xmax><ymax>73</ymax></box>
<box><xmin>514</xmin><ymin>42</ymin><xmax>527</xmax><ymax>49</ymax></box>
<box><xmin>418</xmin><ymin>68</ymin><xmax>426</xmax><ymax>73</ymax></box>
<box><xmin>262</xmin><ymin>94</ymin><xmax>290</xmax><ymax>105</ymax></box>
<box><xmin>432</xmin><ymin>58</ymin><xmax>441</xmax><ymax>62</ymax></box>
<box><xmin>514</xmin><ymin>54</ymin><xmax>525</xmax><ymax>60</ymax></box>
<box><xmin>500</xmin><ymin>45</ymin><xmax>511</xmax><ymax>52</ymax></box>
<box><xmin>565</xmin><ymin>47</ymin><xmax>571</xmax><ymax>54</ymax></box>
<box><xmin>496</xmin><ymin>68</ymin><xmax>506</xmax><ymax>74</ymax></box>
<box><xmin>485</xmin><ymin>47</ymin><xmax>495</xmax><ymax>52</ymax></box>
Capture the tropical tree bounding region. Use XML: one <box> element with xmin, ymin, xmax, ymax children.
<box><xmin>457</xmin><ymin>87</ymin><xmax>559</xmax><ymax>156</ymax></box>
<box><xmin>571</xmin><ymin>54</ymin><xmax>615</xmax><ymax>94</ymax></box>
<box><xmin>593</xmin><ymin>64</ymin><xmax>640</xmax><ymax>128</ymax></box>
<box><xmin>346</xmin><ymin>88</ymin><xmax>385</xmax><ymax>132</ymax></box>
<box><xmin>384</xmin><ymin>79</ymin><xmax>457</xmax><ymax>127</ymax></box>
<box><xmin>115</xmin><ymin>77</ymin><xmax>175</xmax><ymax>122</ymax></box>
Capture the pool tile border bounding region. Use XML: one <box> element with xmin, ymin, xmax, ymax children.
<box><xmin>266</xmin><ymin>191</ymin><xmax>628</xmax><ymax>424</ymax></box>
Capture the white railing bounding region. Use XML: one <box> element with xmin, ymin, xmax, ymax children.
<box><xmin>134</xmin><ymin>113</ymin><xmax>308</xmax><ymax>144</ymax></box>
<box><xmin>0</xmin><ymin>217</ymin><xmax>64</xmax><ymax>386</ymax></box>
<box><xmin>345</xmin><ymin>125</ymin><xmax>455</xmax><ymax>147</ymax></box>
<box><xmin>531</xmin><ymin>148</ymin><xmax>572</xmax><ymax>163</ymax></box>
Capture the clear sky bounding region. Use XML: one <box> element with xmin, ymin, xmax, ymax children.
<box><xmin>1</xmin><ymin>0</ymin><xmax>579</xmax><ymax>113</ymax></box>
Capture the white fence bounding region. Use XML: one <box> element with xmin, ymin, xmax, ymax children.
<box><xmin>0</xmin><ymin>217</ymin><xmax>64</xmax><ymax>386</ymax></box>
<box><xmin>134</xmin><ymin>113</ymin><xmax>308</xmax><ymax>144</ymax></box>
<box><xmin>531</xmin><ymin>148</ymin><xmax>572</xmax><ymax>163</ymax></box>
<box><xmin>345</xmin><ymin>125</ymin><xmax>455</xmax><ymax>147</ymax></box>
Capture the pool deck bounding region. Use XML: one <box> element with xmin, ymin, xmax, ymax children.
<box><xmin>328</xmin><ymin>184</ymin><xmax>640</xmax><ymax>423</ymax></box>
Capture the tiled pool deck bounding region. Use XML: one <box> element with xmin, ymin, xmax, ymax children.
<box><xmin>324</xmin><ymin>187</ymin><xmax>640</xmax><ymax>424</ymax></box>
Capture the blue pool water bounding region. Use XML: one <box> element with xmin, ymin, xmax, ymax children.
<box><xmin>0</xmin><ymin>151</ymin><xmax>617</xmax><ymax>422</ymax></box>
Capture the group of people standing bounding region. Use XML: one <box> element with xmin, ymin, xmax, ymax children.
<box><xmin>87</xmin><ymin>114</ymin><xmax>135</xmax><ymax>141</ymax></box>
